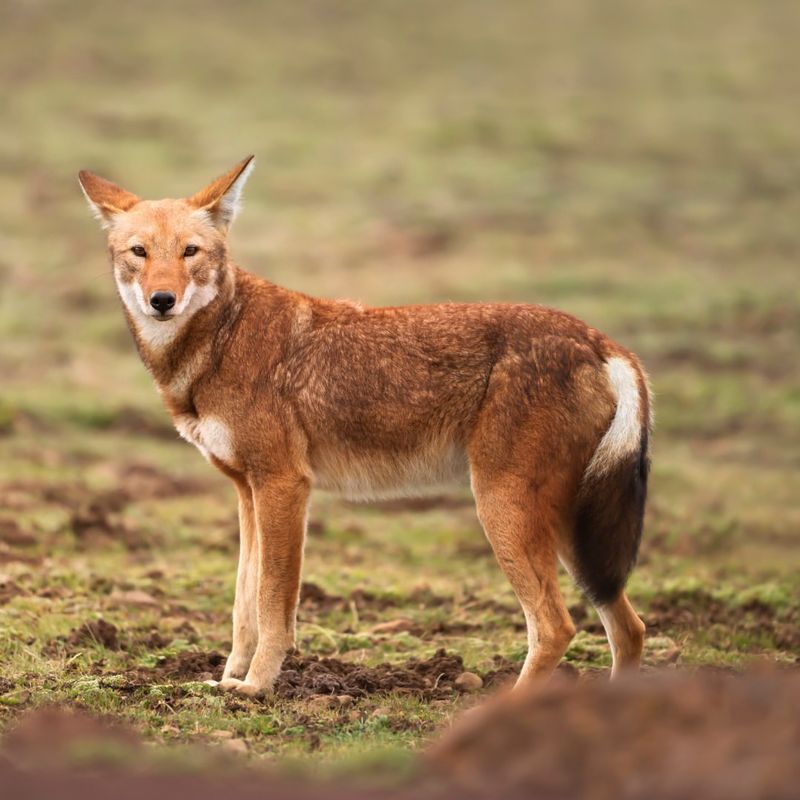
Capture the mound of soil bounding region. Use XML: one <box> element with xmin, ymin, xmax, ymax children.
<box><xmin>69</xmin><ymin>497</ymin><xmax>149</xmax><ymax>550</ymax></box>
<box><xmin>2</xmin><ymin>707</ymin><xmax>141</xmax><ymax>770</ymax></box>
<box><xmin>298</xmin><ymin>581</ymin><xmax>347</xmax><ymax>613</ymax></box>
<box><xmin>115</xmin><ymin>463</ymin><xmax>211</xmax><ymax>501</ymax></box>
<box><xmin>141</xmin><ymin>650</ymin><xmax>227</xmax><ymax>682</ymax></box>
<box><xmin>67</xmin><ymin>619</ymin><xmax>120</xmax><ymax>650</ymax></box>
<box><xmin>428</xmin><ymin>669</ymin><xmax>800</xmax><ymax>800</ymax></box>
<box><xmin>299</xmin><ymin>582</ymin><xmax>452</xmax><ymax>618</ymax></box>
<box><xmin>128</xmin><ymin>647</ymin><xmax>471</xmax><ymax>699</ymax></box>
<box><xmin>0</xmin><ymin>519</ymin><xmax>37</xmax><ymax>547</ymax></box>
<box><xmin>3</xmin><ymin>671</ymin><xmax>798</xmax><ymax>800</ymax></box>
<box><xmin>356</xmin><ymin>495</ymin><xmax>474</xmax><ymax>513</ymax></box>
<box><xmin>274</xmin><ymin>649</ymin><xmax>466</xmax><ymax>700</ymax></box>
<box><xmin>0</xmin><ymin>575</ymin><xmax>25</xmax><ymax>605</ymax></box>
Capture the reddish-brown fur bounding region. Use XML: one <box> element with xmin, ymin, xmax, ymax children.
<box><xmin>79</xmin><ymin>158</ymin><xmax>650</xmax><ymax>696</ymax></box>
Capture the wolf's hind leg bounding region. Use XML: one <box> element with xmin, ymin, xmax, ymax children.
<box><xmin>472</xmin><ymin>474</ymin><xmax>576</xmax><ymax>688</ymax></box>
<box><xmin>595</xmin><ymin>592</ymin><xmax>645</xmax><ymax>678</ymax></box>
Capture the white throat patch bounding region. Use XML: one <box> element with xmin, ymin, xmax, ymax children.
<box><xmin>115</xmin><ymin>273</ymin><xmax>219</xmax><ymax>351</ymax></box>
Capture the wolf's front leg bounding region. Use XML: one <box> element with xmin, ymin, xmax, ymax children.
<box><xmin>221</xmin><ymin>481</ymin><xmax>259</xmax><ymax>682</ymax></box>
<box><xmin>220</xmin><ymin>472</ymin><xmax>309</xmax><ymax>697</ymax></box>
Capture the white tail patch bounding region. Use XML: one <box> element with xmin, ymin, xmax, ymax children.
<box><xmin>584</xmin><ymin>357</ymin><xmax>642</xmax><ymax>481</ymax></box>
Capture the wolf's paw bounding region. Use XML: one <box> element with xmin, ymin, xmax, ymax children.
<box><xmin>221</xmin><ymin>655</ymin><xmax>252</xmax><ymax>683</ymax></box>
<box><xmin>218</xmin><ymin>677</ymin><xmax>270</xmax><ymax>698</ymax></box>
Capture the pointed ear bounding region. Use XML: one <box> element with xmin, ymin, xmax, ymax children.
<box><xmin>188</xmin><ymin>155</ymin><xmax>255</xmax><ymax>230</ymax></box>
<box><xmin>78</xmin><ymin>170</ymin><xmax>140</xmax><ymax>229</ymax></box>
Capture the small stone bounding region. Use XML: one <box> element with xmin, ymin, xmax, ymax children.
<box><xmin>336</xmin><ymin>694</ymin><xmax>355</xmax><ymax>708</ymax></box>
<box><xmin>220</xmin><ymin>737</ymin><xmax>248</xmax><ymax>755</ymax></box>
<box><xmin>646</xmin><ymin>635</ymin><xmax>682</xmax><ymax>665</ymax></box>
<box><xmin>109</xmin><ymin>589</ymin><xmax>159</xmax><ymax>607</ymax></box>
<box><xmin>371</xmin><ymin>618</ymin><xmax>413</xmax><ymax>634</ymax></box>
<box><xmin>454</xmin><ymin>671</ymin><xmax>483</xmax><ymax>692</ymax></box>
<box><xmin>306</xmin><ymin>694</ymin><xmax>335</xmax><ymax>711</ymax></box>
<box><xmin>0</xmin><ymin>689</ymin><xmax>31</xmax><ymax>706</ymax></box>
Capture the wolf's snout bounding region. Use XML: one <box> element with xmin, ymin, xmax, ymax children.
<box><xmin>150</xmin><ymin>291</ymin><xmax>176</xmax><ymax>315</ymax></box>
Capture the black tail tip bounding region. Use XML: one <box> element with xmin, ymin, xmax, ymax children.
<box><xmin>573</xmin><ymin>430</ymin><xmax>649</xmax><ymax>606</ymax></box>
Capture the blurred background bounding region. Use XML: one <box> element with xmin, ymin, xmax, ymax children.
<box><xmin>0</xmin><ymin>0</ymin><xmax>797</xmax><ymax>769</ymax></box>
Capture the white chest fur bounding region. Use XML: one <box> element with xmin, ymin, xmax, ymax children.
<box><xmin>174</xmin><ymin>414</ymin><xmax>235</xmax><ymax>465</ymax></box>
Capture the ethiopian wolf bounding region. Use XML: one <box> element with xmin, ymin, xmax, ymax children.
<box><xmin>79</xmin><ymin>157</ymin><xmax>650</xmax><ymax>696</ymax></box>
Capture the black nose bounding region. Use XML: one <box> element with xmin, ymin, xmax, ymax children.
<box><xmin>150</xmin><ymin>291</ymin><xmax>176</xmax><ymax>314</ymax></box>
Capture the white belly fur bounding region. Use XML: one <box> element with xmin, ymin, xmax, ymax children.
<box><xmin>311</xmin><ymin>438</ymin><xmax>469</xmax><ymax>501</ymax></box>
<box><xmin>173</xmin><ymin>416</ymin><xmax>467</xmax><ymax>499</ymax></box>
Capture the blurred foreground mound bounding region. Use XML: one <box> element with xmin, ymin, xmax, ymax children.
<box><xmin>428</xmin><ymin>668</ymin><xmax>800</xmax><ymax>799</ymax></box>
<box><xmin>1</xmin><ymin>669</ymin><xmax>797</xmax><ymax>800</ymax></box>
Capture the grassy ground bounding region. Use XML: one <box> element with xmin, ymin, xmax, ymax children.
<box><xmin>1</xmin><ymin>0</ymin><xmax>798</xmax><ymax>771</ymax></box>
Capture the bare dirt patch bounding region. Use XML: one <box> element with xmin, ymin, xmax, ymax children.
<box><xmin>0</xmin><ymin>575</ymin><xmax>26</xmax><ymax>605</ymax></box>
<box><xmin>0</xmin><ymin>519</ymin><xmax>37</xmax><ymax>548</ymax></box>
<box><xmin>299</xmin><ymin>582</ymin><xmax>453</xmax><ymax>618</ymax></box>
<box><xmin>135</xmin><ymin>650</ymin><xmax>227</xmax><ymax>682</ymax></box>
<box><xmin>356</xmin><ymin>495</ymin><xmax>475</xmax><ymax>513</ymax></box>
<box><xmin>126</xmin><ymin>647</ymin><xmax>476</xmax><ymax>700</ymax></box>
<box><xmin>274</xmin><ymin>649</ymin><xmax>466</xmax><ymax>700</ymax></box>
<box><xmin>0</xmin><ymin>463</ymin><xmax>211</xmax><ymax>525</ymax></box>
<box><xmin>69</xmin><ymin>495</ymin><xmax>149</xmax><ymax>550</ymax></box>
<box><xmin>66</xmin><ymin>619</ymin><xmax>121</xmax><ymax>651</ymax></box>
<box><xmin>115</xmin><ymin>462</ymin><xmax>212</xmax><ymax>501</ymax></box>
<box><xmin>644</xmin><ymin>589</ymin><xmax>799</xmax><ymax>651</ymax></box>
<box><xmin>2</xmin><ymin>706</ymin><xmax>141</xmax><ymax>770</ymax></box>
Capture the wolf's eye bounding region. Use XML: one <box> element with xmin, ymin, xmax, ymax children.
<box><xmin>131</xmin><ymin>245</ymin><xmax>146</xmax><ymax>257</ymax></box>
<box><xmin>183</xmin><ymin>245</ymin><xmax>199</xmax><ymax>257</ymax></box>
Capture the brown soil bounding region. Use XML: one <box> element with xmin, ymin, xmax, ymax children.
<box><xmin>298</xmin><ymin>581</ymin><xmax>347</xmax><ymax>613</ymax></box>
<box><xmin>0</xmin><ymin>518</ymin><xmax>37</xmax><ymax>547</ymax></box>
<box><xmin>107</xmin><ymin>407</ymin><xmax>179</xmax><ymax>440</ymax></box>
<box><xmin>0</xmin><ymin>575</ymin><xmax>26</xmax><ymax>605</ymax></box>
<box><xmin>300</xmin><ymin>581</ymin><xmax>496</xmax><ymax>630</ymax></box>
<box><xmin>115</xmin><ymin>462</ymin><xmax>213</xmax><ymax>500</ymax></box>
<box><xmin>2</xmin><ymin>706</ymin><xmax>141</xmax><ymax>770</ymax></box>
<box><xmin>4</xmin><ymin>671</ymin><xmax>798</xmax><ymax>800</ymax></box>
<box><xmin>66</xmin><ymin>619</ymin><xmax>121</xmax><ymax>650</ymax></box>
<box><xmin>69</xmin><ymin>495</ymin><xmax>149</xmax><ymax>550</ymax></box>
<box><xmin>274</xmin><ymin>649</ymin><xmax>466</xmax><ymax>700</ymax></box>
<box><xmin>644</xmin><ymin>589</ymin><xmax>799</xmax><ymax>651</ymax></box>
<box><xmin>135</xmin><ymin>650</ymin><xmax>227</xmax><ymax>682</ymax></box>
<box><xmin>46</xmin><ymin>619</ymin><xmax>179</xmax><ymax>658</ymax></box>
<box><xmin>428</xmin><ymin>669</ymin><xmax>800</xmax><ymax>800</ymax></box>
<box><xmin>410</xmin><ymin>620</ymin><xmax>484</xmax><ymax>639</ymax></box>
<box><xmin>47</xmin><ymin>464</ymin><xmax>212</xmax><ymax>550</ymax></box>
<box><xmin>0</xmin><ymin>548</ymin><xmax>41</xmax><ymax>566</ymax></box>
<box><xmin>350</xmin><ymin>495</ymin><xmax>474</xmax><ymax>513</ymax></box>
<box><xmin>299</xmin><ymin>582</ymin><xmax>452</xmax><ymax>617</ymax></box>
<box><xmin>126</xmin><ymin>647</ymin><xmax>477</xmax><ymax>700</ymax></box>
<box><xmin>0</xmin><ymin>463</ymin><xmax>210</xmax><ymax>524</ymax></box>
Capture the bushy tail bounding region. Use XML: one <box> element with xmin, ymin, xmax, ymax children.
<box><xmin>572</xmin><ymin>356</ymin><xmax>651</xmax><ymax>605</ymax></box>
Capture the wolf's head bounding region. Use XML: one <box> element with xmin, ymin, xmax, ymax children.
<box><xmin>79</xmin><ymin>156</ymin><xmax>254</xmax><ymax>343</ymax></box>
